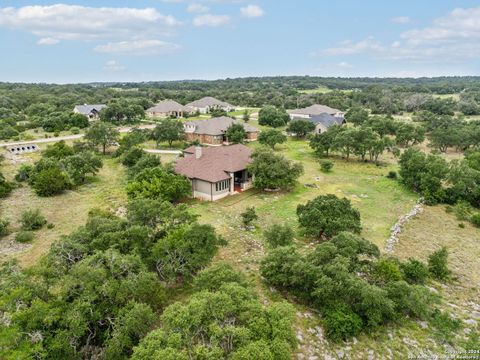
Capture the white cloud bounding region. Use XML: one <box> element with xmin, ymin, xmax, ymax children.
<box><xmin>0</xmin><ymin>4</ymin><xmax>180</xmax><ymax>51</ymax></box>
<box><xmin>318</xmin><ymin>6</ymin><xmax>480</xmax><ymax>63</ymax></box>
<box><xmin>391</xmin><ymin>16</ymin><xmax>410</xmax><ymax>24</ymax></box>
<box><xmin>240</xmin><ymin>5</ymin><xmax>264</xmax><ymax>18</ymax></box>
<box><xmin>193</xmin><ymin>14</ymin><xmax>230</xmax><ymax>27</ymax></box>
<box><xmin>319</xmin><ymin>37</ymin><xmax>384</xmax><ymax>56</ymax></box>
<box><xmin>37</xmin><ymin>37</ymin><xmax>59</xmax><ymax>45</ymax></box>
<box><xmin>187</xmin><ymin>3</ymin><xmax>209</xmax><ymax>13</ymax></box>
<box><xmin>94</xmin><ymin>39</ymin><xmax>181</xmax><ymax>55</ymax></box>
<box><xmin>103</xmin><ymin>60</ymin><xmax>125</xmax><ymax>72</ymax></box>
<box><xmin>337</xmin><ymin>61</ymin><xmax>353</xmax><ymax>68</ymax></box>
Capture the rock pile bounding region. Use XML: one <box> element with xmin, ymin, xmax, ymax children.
<box><xmin>385</xmin><ymin>199</ymin><xmax>423</xmax><ymax>254</ymax></box>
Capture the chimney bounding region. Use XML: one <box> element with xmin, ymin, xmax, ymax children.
<box><xmin>195</xmin><ymin>146</ymin><xmax>202</xmax><ymax>159</ymax></box>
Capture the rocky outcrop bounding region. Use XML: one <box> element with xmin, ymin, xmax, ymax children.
<box><xmin>385</xmin><ymin>199</ymin><xmax>423</xmax><ymax>254</ymax></box>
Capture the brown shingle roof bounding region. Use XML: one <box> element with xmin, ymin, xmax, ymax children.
<box><xmin>147</xmin><ymin>100</ymin><xmax>192</xmax><ymax>114</ymax></box>
<box><xmin>186</xmin><ymin>97</ymin><xmax>235</xmax><ymax>108</ymax></box>
<box><xmin>184</xmin><ymin>116</ymin><xmax>258</xmax><ymax>136</ymax></box>
<box><xmin>175</xmin><ymin>144</ymin><xmax>252</xmax><ymax>183</ymax></box>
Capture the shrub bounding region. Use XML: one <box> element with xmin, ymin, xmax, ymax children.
<box><xmin>428</xmin><ymin>247</ymin><xmax>450</xmax><ymax>281</ymax></box>
<box><xmin>320</xmin><ymin>160</ymin><xmax>334</xmax><ymax>173</ymax></box>
<box><xmin>31</xmin><ymin>167</ymin><xmax>71</xmax><ymax>196</ymax></box>
<box><xmin>15</xmin><ymin>164</ymin><xmax>34</xmax><ymax>182</ymax></box>
<box><xmin>323</xmin><ymin>305</ymin><xmax>363</xmax><ymax>342</ymax></box>
<box><xmin>0</xmin><ymin>219</ymin><xmax>9</xmax><ymax>237</ymax></box>
<box><xmin>400</xmin><ymin>258</ymin><xmax>429</xmax><ymax>284</ymax></box>
<box><xmin>122</xmin><ymin>147</ymin><xmax>145</xmax><ymax>167</ymax></box>
<box><xmin>471</xmin><ymin>213</ymin><xmax>480</xmax><ymax>228</ymax></box>
<box><xmin>387</xmin><ymin>171</ymin><xmax>397</xmax><ymax>179</ymax></box>
<box><xmin>0</xmin><ymin>173</ymin><xmax>14</xmax><ymax>198</ymax></box>
<box><xmin>297</xmin><ymin>194</ymin><xmax>361</xmax><ymax>239</ymax></box>
<box><xmin>374</xmin><ymin>258</ymin><xmax>403</xmax><ymax>284</ymax></box>
<box><xmin>241</xmin><ymin>207</ymin><xmax>258</xmax><ymax>227</ymax></box>
<box><xmin>15</xmin><ymin>231</ymin><xmax>34</xmax><ymax>243</ymax></box>
<box><xmin>21</xmin><ymin>209</ymin><xmax>47</xmax><ymax>230</ymax></box>
<box><xmin>264</xmin><ymin>224</ymin><xmax>294</xmax><ymax>248</ymax></box>
<box><xmin>430</xmin><ymin>309</ymin><xmax>461</xmax><ymax>341</ymax></box>
<box><xmin>70</xmin><ymin>127</ymin><xmax>80</xmax><ymax>134</ymax></box>
<box><xmin>451</xmin><ymin>201</ymin><xmax>474</xmax><ymax>221</ymax></box>
<box><xmin>47</xmin><ymin>223</ymin><xmax>55</xmax><ymax>229</ymax></box>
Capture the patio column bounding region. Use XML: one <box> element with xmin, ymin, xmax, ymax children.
<box><xmin>230</xmin><ymin>172</ymin><xmax>234</xmax><ymax>194</ymax></box>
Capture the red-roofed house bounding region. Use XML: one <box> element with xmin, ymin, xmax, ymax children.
<box><xmin>175</xmin><ymin>144</ymin><xmax>253</xmax><ymax>201</ymax></box>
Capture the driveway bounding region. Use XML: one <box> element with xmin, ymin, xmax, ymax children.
<box><xmin>0</xmin><ymin>124</ymin><xmax>156</xmax><ymax>148</ymax></box>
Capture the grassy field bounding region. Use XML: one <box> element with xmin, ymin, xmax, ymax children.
<box><xmin>297</xmin><ymin>86</ymin><xmax>333</xmax><ymax>94</ymax></box>
<box><xmin>1</xmin><ymin>132</ymin><xmax>479</xmax><ymax>358</ymax></box>
<box><xmin>0</xmin><ymin>156</ymin><xmax>128</xmax><ymax>267</ymax></box>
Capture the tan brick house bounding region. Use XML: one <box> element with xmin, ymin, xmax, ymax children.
<box><xmin>184</xmin><ymin>116</ymin><xmax>259</xmax><ymax>145</ymax></box>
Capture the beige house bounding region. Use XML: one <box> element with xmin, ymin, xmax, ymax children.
<box><xmin>289</xmin><ymin>113</ymin><xmax>346</xmax><ymax>135</ymax></box>
<box><xmin>184</xmin><ymin>116</ymin><xmax>259</xmax><ymax>145</ymax></box>
<box><xmin>146</xmin><ymin>100</ymin><xmax>192</xmax><ymax>118</ymax></box>
<box><xmin>175</xmin><ymin>144</ymin><xmax>253</xmax><ymax>201</ymax></box>
<box><xmin>186</xmin><ymin>97</ymin><xmax>235</xmax><ymax>114</ymax></box>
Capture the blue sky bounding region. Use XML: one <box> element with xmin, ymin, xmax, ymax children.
<box><xmin>1</xmin><ymin>0</ymin><xmax>480</xmax><ymax>83</ymax></box>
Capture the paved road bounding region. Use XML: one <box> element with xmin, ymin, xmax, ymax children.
<box><xmin>144</xmin><ymin>149</ymin><xmax>182</xmax><ymax>155</ymax></box>
<box><xmin>0</xmin><ymin>124</ymin><xmax>156</xmax><ymax>148</ymax></box>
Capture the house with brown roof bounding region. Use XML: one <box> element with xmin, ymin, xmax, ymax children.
<box><xmin>184</xmin><ymin>116</ymin><xmax>259</xmax><ymax>145</ymax></box>
<box><xmin>288</xmin><ymin>104</ymin><xmax>345</xmax><ymax>121</ymax></box>
<box><xmin>186</xmin><ymin>97</ymin><xmax>235</xmax><ymax>114</ymax></box>
<box><xmin>175</xmin><ymin>144</ymin><xmax>253</xmax><ymax>201</ymax></box>
<box><xmin>146</xmin><ymin>100</ymin><xmax>192</xmax><ymax>118</ymax></box>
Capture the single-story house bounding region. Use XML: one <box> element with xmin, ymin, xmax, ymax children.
<box><xmin>290</xmin><ymin>113</ymin><xmax>346</xmax><ymax>135</ymax></box>
<box><xmin>73</xmin><ymin>104</ymin><xmax>107</xmax><ymax>120</ymax></box>
<box><xmin>146</xmin><ymin>100</ymin><xmax>192</xmax><ymax>118</ymax></box>
<box><xmin>186</xmin><ymin>97</ymin><xmax>235</xmax><ymax>114</ymax></box>
<box><xmin>175</xmin><ymin>144</ymin><xmax>253</xmax><ymax>201</ymax></box>
<box><xmin>184</xmin><ymin>116</ymin><xmax>259</xmax><ymax>145</ymax></box>
<box><xmin>288</xmin><ymin>104</ymin><xmax>345</xmax><ymax>121</ymax></box>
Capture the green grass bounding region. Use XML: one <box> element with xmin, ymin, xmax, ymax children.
<box><xmin>0</xmin><ymin>157</ymin><xmax>128</xmax><ymax>267</ymax></box>
<box><xmin>297</xmin><ymin>86</ymin><xmax>333</xmax><ymax>94</ymax></box>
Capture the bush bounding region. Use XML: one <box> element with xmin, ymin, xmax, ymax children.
<box><xmin>387</xmin><ymin>171</ymin><xmax>397</xmax><ymax>179</ymax></box>
<box><xmin>31</xmin><ymin>167</ymin><xmax>71</xmax><ymax>196</ymax></box>
<box><xmin>241</xmin><ymin>207</ymin><xmax>258</xmax><ymax>227</ymax></box>
<box><xmin>264</xmin><ymin>224</ymin><xmax>294</xmax><ymax>248</ymax></box>
<box><xmin>70</xmin><ymin>127</ymin><xmax>80</xmax><ymax>134</ymax></box>
<box><xmin>451</xmin><ymin>201</ymin><xmax>474</xmax><ymax>221</ymax></box>
<box><xmin>400</xmin><ymin>258</ymin><xmax>429</xmax><ymax>284</ymax></box>
<box><xmin>47</xmin><ymin>223</ymin><xmax>55</xmax><ymax>229</ymax></box>
<box><xmin>0</xmin><ymin>173</ymin><xmax>14</xmax><ymax>198</ymax></box>
<box><xmin>297</xmin><ymin>194</ymin><xmax>361</xmax><ymax>239</ymax></box>
<box><xmin>428</xmin><ymin>247</ymin><xmax>450</xmax><ymax>281</ymax></box>
<box><xmin>15</xmin><ymin>231</ymin><xmax>34</xmax><ymax>243</ymax></box>
<box><xmin>21</xmin><ymin>209</ymin><xmax>47</xmax><ymax>230</ymax></box>
<box><xmin>471</xmin><ymin>213</ymin><xmax>480</xmax><ymax>228</ymax></box>
<box><xmin>15</xmin><ymin>164</ymin><xmax>34</xmax><ymax>182</ymax></box>
<box><xmin>122</xmin><ymin>147</ymin><xmax>145</xmax><ymax>167</ymax></box>
<box><xmin>320</xmin><ymin>160</ymin><xmax>334</xmax><ymax>173</ymax></box>
<box><xmin>0</xmin><ymin>219</ymin><xmax>9</xmax><ymax>237</ymax></box>
<box><xmin>323</xmin><ymin>305</ymin><xmax>363</xmax><ymax>342</ymax></box>
<box><xmin>374</xmin><ymin>258</ymin><xmax>403</xmax><ymax>284</ymax></box>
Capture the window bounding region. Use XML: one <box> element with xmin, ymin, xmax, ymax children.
<box><xmin>215</xmin><ymin>179</ymin><xmax>230</xmax><ymax>192</ymax></box>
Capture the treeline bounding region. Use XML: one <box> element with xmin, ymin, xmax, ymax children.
<box><xmin>4</xmin><ymin>76</ymin><xmax>480</xmax><ymax>140</ymax></box>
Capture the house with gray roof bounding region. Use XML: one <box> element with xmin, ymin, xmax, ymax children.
<box><xmin>186</xmin><ymin>97</ymin><xmax>235</xmax><ymax>114</ymax></box>
<box><xmin>175</xmin><ymin>144</ymin><xmax>253</xmax><ymax>201</ymax></box>
<box><xmin>73</xmin><ymin>104</ymin><xmax>107</xmax><ymax>120</ymax></box>
<box><xmin>184</xmin><ymin>116</ymin><xmax>259</xmax><ymax>145</ymax></box>
<box><xmin>146</xmin><ymin>100</ymin><xmax>192</xmax><ymax>118</ymax></box>
<box><xmin>288</xmin><ymin>104</ymin><xmax>345</xmax><ymax>120</ymax></box>
<box><xmin>290</xmin><ymin>113</ymin><xmax>345</xmax><ymax>135</ymax></box>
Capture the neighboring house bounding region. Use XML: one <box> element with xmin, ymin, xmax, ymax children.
<box><xmin>175</xmin><ymin>144</ymin><xmax>253</xmax><ymax>201</ymax></box>
<box><xmin>291</xmin><ymin>113</ymin><xmax>346</xmax><ymax>135</ymax></box>
<box><xmin>146</xmin><ymin>100</ymin><xmax>192</xmax><ymax>118</ymax></box>
<box><xmin>186</xmin><ymin>97</ymin><xmax>235</xmax><ymax>114</ymax></box>
<box><xmin>287</xmin><ymin>104</ymin><xmax>345</xmax><ymax>121</ymax></box>
<box><xmin>73</xmin><ymin>104</ymin><xmax>107</xmax><ymax>120</ymax></box>
<box><xmin>184</xmin><ymin>116</ymin><xmax>259</xmax><ymax>145</ymax></box>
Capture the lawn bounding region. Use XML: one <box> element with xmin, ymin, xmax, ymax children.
<box><xmin>0</xmin><ymin>156</ymin><xmax>128</xmax><ymax>267</ymax></box>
